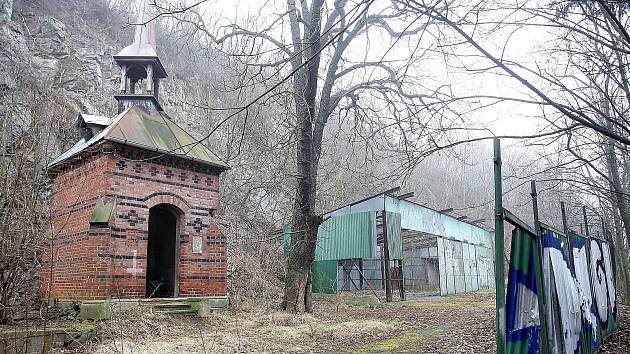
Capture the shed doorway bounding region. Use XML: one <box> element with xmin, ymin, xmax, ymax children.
<box><xmin>146</xmin><ymin>204</ymin><xmax>179</xmax><ymax>298</ymax></box>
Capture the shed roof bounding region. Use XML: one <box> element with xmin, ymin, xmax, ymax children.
<box><xmin>326</xmin><ymin>191</ymin><xmax>492</xmax><ymax>248</ymax></box>
<box><xmin>49</xmin><ymin>106</ymin><xmax>229</xmax><ymax>170</ymax></box>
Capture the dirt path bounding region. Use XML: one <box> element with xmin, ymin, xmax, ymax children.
<box><xmin>60</xmin><ymin>290</ymin><xmax>626</xmax><ymax>353</ymax></box>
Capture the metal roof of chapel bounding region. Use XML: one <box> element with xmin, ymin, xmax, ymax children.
<box><xmin>49</xmin><ymin>106</ymin><xmax>229</xmax><ymax>170</ymax></box>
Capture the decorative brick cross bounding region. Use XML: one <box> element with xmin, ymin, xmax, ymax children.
<box><xmin>188</xmin><ymin>217</ymin><xmax>208</xmax><ymax>233</ymax></box>
<box><xmin>118</xmin><ymin>209</ymin><xmax>146</xmax><ymax>227</ymax></box>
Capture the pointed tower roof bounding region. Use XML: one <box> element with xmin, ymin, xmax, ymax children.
<box><xmin>114</xmin><ymin>0</ymin><xmax>167</xmax><ymax>78</ymax></box>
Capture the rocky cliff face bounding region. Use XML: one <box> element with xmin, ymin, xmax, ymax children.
<box><xmin>0</xmin><ymin>0</ymin><xmax>12</xmax><ymax>21</ymax></box>
<box><xmin>0</xmin><ymin>0</ymin><xmax>225</xmax><ymax>152</ymax></box>
<box><xmin>0</xmin><ymin>0</ymin><xmax>125</xmax><ymax>151</ymax></box>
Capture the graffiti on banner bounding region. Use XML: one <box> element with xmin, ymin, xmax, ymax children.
<box><xmin>505</xmin><ymin>226</ymin><xmax>619</xmax><ymax>354</ymax></box>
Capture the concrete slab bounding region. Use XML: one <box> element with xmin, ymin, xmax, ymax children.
<box><xmin>0</xmin><ymin>325</ymin><xmax>96</xmax><ymax>353</ymax></box>
<box><xmin>59</xmin><ymin>296</ymin><xmax>229</xmax><ymax>320</ymax></box>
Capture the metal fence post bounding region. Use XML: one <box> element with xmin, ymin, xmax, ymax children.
<box><xmin>493</xmin><ymin>138</ymin><xmax>505</xmax><ymax>354</ymax></box>
<box><xmin>531</xmin><ymin>181</ymin><xmax>549</xmax><ymax>354</ymax></box>
<box><xmin>382</xmin><ymin>210</ymin><xmax>392</xmax><ymax>302</ymax></box>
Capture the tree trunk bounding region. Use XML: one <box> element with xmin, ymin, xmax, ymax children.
<box><xmin>602</xmin><ymin>103</ymin><xmax>630</xmax><ymax>305</ymax></box>
<box><xmin>282</xmin><ymin>215</ymin><xmax>320</xmax><ymax>312</ymax></box>
<box><xmin>605</xmin><ymin>149</ymin><xmax>630</xmax><ymax>305</ymax></box>
<box><xmin>611</xmin><ymin>205</ymin><xmax>630</xmax><ymax>305</ymax></box>
<box><xmin>304</xmin><ymin>272</ymin><xmax>313</xmax><ymax>312</ymax></box>
<box><xmin>281</xmin><ymin>0</ymin><xmax>325</xmax><ymax>313</ymax></box>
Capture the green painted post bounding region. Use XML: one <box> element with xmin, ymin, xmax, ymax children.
<box><xmin>493</xmin><ymin>138</ymin><xmax>505</xmax><ymax>354</ymax></box>
<box><xmin>530</xmin><ymin>181</ymin><xmax>549</xmax><ymax>354</ymax></box>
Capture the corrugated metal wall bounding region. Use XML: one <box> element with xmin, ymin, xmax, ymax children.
<box><xmin>283</xmin><ymin>212</ymin><xmax>376</xmax><ymax>293</ymax></box>
<box><xmin>312</xmin><ymin>260</ymin><xmax>337</xmax><ymax>294</ymax></box>
<box><xmin>437</xmin><ymin>238</ymin><xmax>494</xmax><ymax>296</ymax></box>
<box><xmin>315</xmin><ymin>212</ymin><xmax>375</xmax><ymax>261</ymax></box>
<box><xmin>283</xmin><ymin>212</ymin><xmax>377</xmax><ymax>261</ymax></box>
<box><xmin>283</xmin><ymin>224</ymin><xmax>292</xmax><ymax>258</ymax></box>
<box><xmin>476</xmin><ymin>246</ymin><xmax>495</xmax><ymax>289</ymax></box>
<box><xmin>385</xmin><ymin>211</ymin><xmax>403</xmax><ymax>259</ymax></box>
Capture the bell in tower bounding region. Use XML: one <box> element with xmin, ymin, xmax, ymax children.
<box><xmin>113</xmin><ymin>0</ymin><xmax>167</xmax><ymax>113</ymax></box>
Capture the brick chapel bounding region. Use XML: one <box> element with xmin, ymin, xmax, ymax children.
<box><xmin>40</xmin><ymin>0</ymin><xmax>228</xmax><ymax>300</ymax></box>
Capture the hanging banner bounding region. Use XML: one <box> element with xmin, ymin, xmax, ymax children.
<box><xmin>588</xmin><ymin>237</ymin><xmax>619</xmax><ymax>337</ymax></box>
<box><xmin>505</xmin><ymin>226</ymin><xmax>619</xmax><ymax>354</ymax></box>
<box><xmin>541</xmin><ymin>228</ymin><xmax>581</xmax><ymax>354</ymax></box>
<box><xmin>505</xmin><ymin>226</ymin><xmax>541</xmax><ymax>354</ymax></box>
<box><xmin>569</xmin><ymin>233</ymin><xmax>599</xmax><ymax>354</ymax></box>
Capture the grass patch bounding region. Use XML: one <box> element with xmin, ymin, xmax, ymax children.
<box><xmin>71</xmin><ymin>322</ymin><xmax>97</xmax><ymax>333</ymax></box>
<box><xmin>269</xmin><ymin>318</ymin><xmax>399</xmax><ymax>342</ymax></box>
<box><xmin>401</xmin><ymin>300</ymin><xmax>494</xmax><ymax>309</ymax></box>
<box><xmin>357</xmin><ymin>331</ymin><xmax>424</xmax><ymax>353</ymax></box>
<box><xmin>313</xmin><ymin>293</ymin><xmax>382</xmax><ymax>308</ymax></box>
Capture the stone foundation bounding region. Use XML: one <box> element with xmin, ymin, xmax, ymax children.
<box><xmin>59</xmin><ymin>296</ymin><xmax>229</xmax><ymax>320</ymax></box>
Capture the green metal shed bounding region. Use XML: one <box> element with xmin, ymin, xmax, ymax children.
<box><xmin>283</xmin><ymin>188</ymin><xmax>494</xmax><ymax>298</ymax></box>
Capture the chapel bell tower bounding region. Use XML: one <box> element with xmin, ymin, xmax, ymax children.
<box><xmin>113</xmin><ymin>0</ymin><xmax>167</xmax><ymax>113</ymax></box>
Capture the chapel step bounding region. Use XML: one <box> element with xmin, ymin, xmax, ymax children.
<box><xmin>151</xmin><ymin>301</ymin><xmax>196</xmax><ymax>315</ymax></box>
<box><xmin>152</xmin><ymin>302</ymin><xmax>192</xmax><ymax>310</ymax></box>
<box><xmin>154</xmin><ymin>308</ymin><xmax>198</xmax><ymax>316</ymax></box>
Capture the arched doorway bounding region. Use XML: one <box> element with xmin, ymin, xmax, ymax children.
<box><xmin>146</xmin><ymin>204</ymin><xmax>179</xmax><ymax>298</ymax></box>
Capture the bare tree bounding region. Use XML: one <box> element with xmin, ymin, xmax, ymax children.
<box><xmin>400</xmin><ymin>0</ymin><xmax>630</xmax><ymax>144</ymax></box>
<box><xmin>161</xmin><ymin>0</ymin><xmax>435</xmax><ymax>311</ymax></box>
<box><xmin>0</xmin><ymin>59</ymin><xmax>71</xmax><ymax>324</ymax></box>
<box><xmin>138</xmin><ymin>0</ymin><xmax>630</xmax><ymax>309</ymax></box>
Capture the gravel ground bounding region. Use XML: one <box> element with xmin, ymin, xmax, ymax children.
<box><xmin>53</xmin><ymin>290</ymin><xmax>627</xmax><ymax>353</ymax></box>
<box><xmin>600</xmin><ymin>305</ymin><xmax>630</xmax><ymax>353</ymax></box>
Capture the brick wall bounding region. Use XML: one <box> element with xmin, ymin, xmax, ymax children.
<box><xmin>41</xmin><ymin>142</ymin><xmax>226</xmax><ymax>300</ymax></box>
<box><xmin>40</xmin><ymin>151</ymin><xmax>112</xmax><ymax>299</ymax></box>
